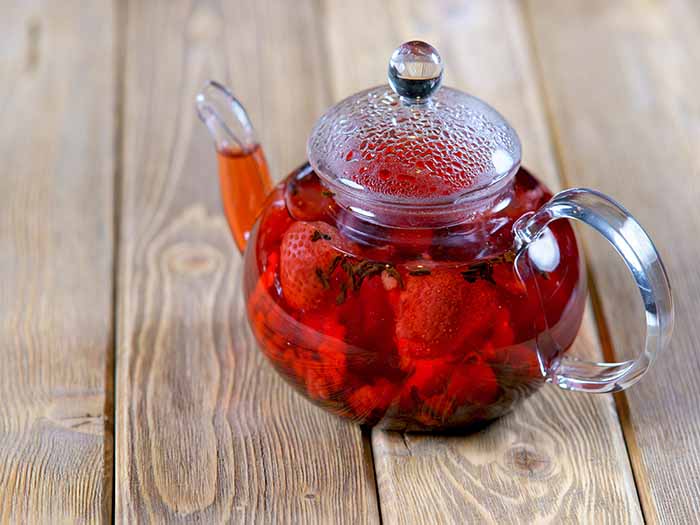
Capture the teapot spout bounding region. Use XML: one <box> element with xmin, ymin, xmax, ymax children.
<box><xmin>196</xmin><ymin>81</ymin><xmax>272</xmax><ymax>252</ymax></box>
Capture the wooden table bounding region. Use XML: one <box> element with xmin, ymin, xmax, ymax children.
<box><xmin>2</xmin><ymin>1</ymin><xmax>699</xmax><ymax>523</ymax></box>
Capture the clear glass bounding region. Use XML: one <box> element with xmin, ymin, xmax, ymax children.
<box><xmin>513</xmin><ymin>189</ymin><xmax>673</xmax><ymax>392</ymax></box>
<box><xmin>196</xmin><ymin>71</ymin><xmax>673</xmax><ymax>430</ymax></box>
<box><xmin>197</xmin><ymin>82</ymin><xmax>272</xmax><ymax>250</ymax></box>
<box><xmin>242</xmin><ymin>165</ymin><xmax>588</xmax><ymax>430</ymax></box>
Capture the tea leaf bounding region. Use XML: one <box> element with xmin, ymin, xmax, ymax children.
<box><xmin>384</xmin><ymin>266</ymin><xmax>405</xmax><ymax>289</ymax></box>
<box><xmin>327</xmin><ymin>255</ymin><xmax>343</xmax><ymax>275</ymax></box>
<box><xmin>461</xmin><ymin>260</ymin><xmax>496</xmax><ymax>285</ymax></box>
<box><xmin>351</xmin><ymin>260</ymin><xmax>390</xmax><ymax>290</ymax></box>
<box><xmin>311</xmin><ymin>230</ymin><xmax>331</xmax><ymax>242</ymax></box>
<box><xmin>502</xmin><ymin>249</ymin><xmax>516</xmax><ymax>263</ymax></box>
<box><xmin>336</xmin><ymin>282</ymin><xmax>348</xmax><ymax>305</ymax></box>
<box><xmin>315</xmin><ymin>267</ymin><xmax>330</xmax><ymax>289</ymax></box>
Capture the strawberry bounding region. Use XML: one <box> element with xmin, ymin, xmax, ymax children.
<box><xmin>422</xmin><ymin>393</ymin><xmax>457</xmax><ymax>423</ymax></box>
<box><xmin>346</xmin><ymin>378</ymin><xmax>397</xmax><ymax>421</ymax></box>
<box><xmin>247</xmin><ymin>277</ymin><xmax>290</xmax><ymax>360</ymax></box>
<box><xmin>284</xmin><ymin>165</ymin><xmax>338</xmax><ymax>222</ymax></box>
<box><xmin>261</xmin><ymin>251</ymin><xmax>279</xmax><ymax>289</ymax></box>
<box><xmin>399</xmin><ymin>358</ymin><xmax>456</xmax><ymax>402</ymax></box>
<box><xmin>487</xmin><ymin>344</ymin><xmax>543</xmax><ymax>390</ymax></box>
<box><xmin>491</xmin><ymin>262</ymin><xmax>528</xmax><ymax>297</ymax></box>
<box><xmin>399</xmin><ymin>354</ymin><xmax>499</xmax><ymax>415</ymax></box>
<box><xmin>255</xmin><ymin>186</ymin><xmax>293</xmax><ymax>266</ymax></box>
<box><xmin>338</xmin><ymin>275</ymin><xmax>396</xmax><ymax>358</ymax></box>
<box><xmin>302</xmin><ymin>310</ymin><xmax>346</xmax><ymax>340</ymax></box>
<box><xmin>397</xmin><ymin>357</ymin><xmax>456</xmax><ymax>424</ymax></box>
<box><xmin>305</xmin><ymin>364</ymin><xmax>347</xmax><ymax>402</ymax></box>
<box><xmin>446</xmin><ymin>361</ymin><xmax>500</xmax><ymax>407</ymax></box>
<box><xmin>279</xmin><ymin>221</ymin><xmax>354</xmax><ymax>311</ymax></box>
<box><xmin>395</xmin><ymin>270</ymin><xmax>499</xmax><ymax>359</ymax></box>
<box><xmin>491</xmin><ymin>307</ymin><xmax>515</xmax><ymax>347</ymax></box>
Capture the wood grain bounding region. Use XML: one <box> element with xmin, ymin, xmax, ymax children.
<box><xmin>526</xmin><ymin>0</ymin><xmax>700</xmax><ymax>521</ymax></box>
<box><xmin>115</xmin><ymin>0</ymin><xmax>378</xmax><ymax>522</ymax></box>
<box><xmin>321</xmin><ymin>0</ymin><xmax>642</xmax><ymax>522</ymax></box>
<box><xmin>0</xmin><ymin>0</ymin><xmax>115</xmax><ymax>523</ymax></box>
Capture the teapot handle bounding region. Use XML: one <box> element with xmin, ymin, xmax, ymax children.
<box><xmin>513</xmin><ymin>188</ymin><xmax>673</xmax><ymax>393</ymax></box>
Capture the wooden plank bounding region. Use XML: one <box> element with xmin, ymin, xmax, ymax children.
<box><xmin>0</xmin><ymin>1</ymin><xmax>115</xmax><ymax>523</ymax></box>
<box><xmin>526</xmin><ymin>0</ymin><xmax>700</xmax><ymax>521</ymax></box>
<box><xmin>115</xmin><ymin>1</ymin><xmax>379</xmax><ymax>522</ymax></box>
<box><xmin>321</xmin><ymin>0</ymin><xmax>642</xmax><ymax>522</ymax></box>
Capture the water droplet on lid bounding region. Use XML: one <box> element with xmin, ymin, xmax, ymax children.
<box><xmin>307</xmin><ymin>76</ymin><xmax>521</xmax><ymax>203</ymax></box>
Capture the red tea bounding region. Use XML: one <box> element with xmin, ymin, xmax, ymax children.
<box><xmin>218</xmin><ymin>145</ymin><xmax>272</xmax><ymax>251</ymax></box>
<box><xmin>235</xmin><ymin>159</ymin><xmax>584</xmax><ymax>430</ymax></box>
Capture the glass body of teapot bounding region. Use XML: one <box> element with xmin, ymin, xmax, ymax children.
<box><xmin>197</xmin><ymin>42</ymin><xmax>673</xmax><ymax>431</ymax></box>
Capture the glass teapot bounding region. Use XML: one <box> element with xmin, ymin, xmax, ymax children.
<box><xmin>196</xmin><ymin>41</ymin><xmax>673</xmax><ymax>431</ymax></box>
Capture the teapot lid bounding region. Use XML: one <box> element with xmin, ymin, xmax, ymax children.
<box><xmin>308</xmin><ymin>41</ymin><xmax>522</xmax><ymax>208</ymax></box>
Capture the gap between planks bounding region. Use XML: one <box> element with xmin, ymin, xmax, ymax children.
<box><xmin>110</xmin><ymin>0</ymin><xmax>129</xmax><ymax>523</ymax></box>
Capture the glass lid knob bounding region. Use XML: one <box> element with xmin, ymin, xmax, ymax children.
<box><xmin>388</xmin><ymin>41</ymin><xmax>444</xmax><ymax>103</ymax></box>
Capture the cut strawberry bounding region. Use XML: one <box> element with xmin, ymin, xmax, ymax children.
<box><xmin>279</xmin><ymin>221</ymin><xmax>354</xmax><ymax>311</ymax></box>
<box><xmin>396</xmin><ymin>270</ymin><xmax>499</xmax><ymax>359</ymax></box>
